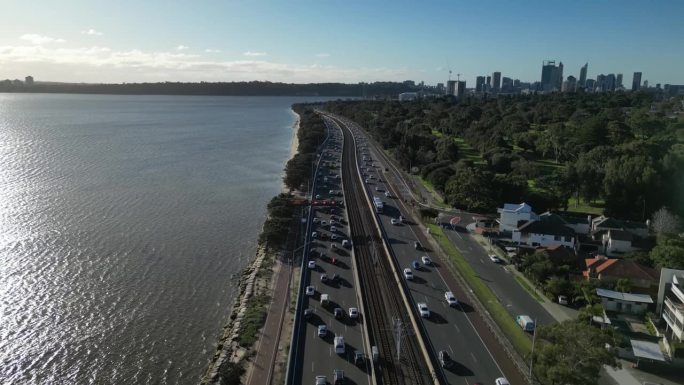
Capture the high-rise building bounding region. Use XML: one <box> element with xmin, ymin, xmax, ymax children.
<box><xmin>562</xmin><ymin>75</ymin><xmax>577</xmax><ymax>92</ymax></box>
<box><xmin>596</xmin><ymin>74</ymin><xmax>606</xmax><ymax>92</ymax></box>
<box><xmin>616</xmin><ymin>73</ymin><xmax>623</xmax><ymax>89</ymax></box>
<box><xmin>501</xmin><ymin>77</ymin><xmax>513</xmax><ymax>92</ymax></box>
<box><xmin>446</xmin><ymin>80</ymin><xmax>456</xmax><ymax>95</ymax></box>
<box><xmin>455</xmin><ymin>81</ymin><xmax>466</xmax><ymax>98</ymax></box>
<box><xmin>25</xmin><ymin>76</ymin><xmax>34</xmax><ymax>86</ymax></box>
<box><xmin>643</xmin><ymin>80</ymin><xmax>649</xmax><ymax>89</ymax></box>
<box><xmin>513</xmin><ymin>79</ymin><xmax>520</xmax><ymax>88</ymax></box>
<box><xmin>492</xmin><ymin>72</ymin><xmax>501</xmax><ymax>92</ymax></box>
<box><xmin>579</xmin><ymin>63</ymin><xmax>588</xmax><ymax>88</ymax></box>
<box><xmin>605</xmin><ymin>74</ymin><xmax>616</xmax><ymax>91</ymax></box>
<box><xmin>585</xmin><ymin>79</ymin><xmax>596</xmax><ymax>91</ymax></box>
<box><xmin>541</xmin><ymin>60</ymin><xmax>563</xmax><ymax>91</ymax></box>
<box><xmin>632</xmin><ymin>72</ymin><xmax>642</xmax><ymax>91</ymax></box>
<box><xmin>476</xmin><ymin>76</ymin><xmax>486</xmax><ymax>92</ymax></box>
<box><xmin>486</xmin><ymin>76</ymin><xmax>491</xmax><ymax>88</ymax></box>
<box><xmin>436</xmin><ymin>83</ymin><xmax>445</xmax><ymax>93</ymax></box>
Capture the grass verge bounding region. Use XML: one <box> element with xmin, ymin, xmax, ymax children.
<box><xmin>238</xmin><ymin>293</ymin><xmax>271</xmax><ymax>347</ymax></box>
<box><xmin>513</xmin><ymin>274</ymin><xmax>544</xmax><ymax>302</ymax></box>
<box><xmin>417</xmin><ymin>177</ymin><xmax>450</xmax><ymax>209</ymax></box>
<box><xmin>426</xmin><ymin>223</ymin><xmax>532</xmax><ymax>357</ymax></box>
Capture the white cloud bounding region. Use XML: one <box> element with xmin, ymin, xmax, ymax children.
<box><xmin>243</xmin><ymin>51</ymin><xmax>267</xmax><ymax>57</ymax></box>
<box><xmin>20</xmin><ymin>34</ymin><xmax>66</xmax><ymax>45</ymax></box>
<box><xmin>176</xmin><ymin>45</ymin><xmax>189</xmax><ymax>51</ymax></box>
<box><xmin>81</xmin><ymin>29</ymin><xmax>103</xmax><ymax>36</ymax></box>
<box><xmin>0</xmin><ymin>43</ymin><xmax>410</xmax><ymax>83</ymax></box>
<box><xmin>315</xmin><ymin>53</ymin><xmax>331</xmax><ymax>58</ymax></box>
<box><xmin>205</xmin><ymin>49</ymin><xmax>221</xmax><ymax>53</ymax></box>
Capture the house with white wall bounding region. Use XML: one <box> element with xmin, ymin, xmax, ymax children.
<box><xmin>511</xmin><ymin>212</ymin><xmax>577</xmax><ymax>249</ymax></box>
<box><xmin>497</xmin><ymin>203</ymin><xmax>536</xmax><ymax>232</ymax></box>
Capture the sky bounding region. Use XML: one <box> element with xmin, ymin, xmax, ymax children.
<box><xmin>1</xmin><ymin>0</ymin><xmax>683</xmax><ymax>86</ymax></box>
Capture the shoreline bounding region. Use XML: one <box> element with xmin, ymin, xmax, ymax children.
<box><xmin>200</xmin><ymin>109</ymin><xmax>302</xmax><ymax>385</ymax></box>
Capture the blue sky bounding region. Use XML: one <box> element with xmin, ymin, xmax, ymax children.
<box><xmin>1</xmin><ymin>0</ymin><xmax>682</xmax><ymax>85</ymax></box>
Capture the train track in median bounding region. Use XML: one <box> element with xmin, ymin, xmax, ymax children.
<box><xmin>326</xmin><ymin>114</ymin><xmax>433</xmax><ymax>385</ymax></box>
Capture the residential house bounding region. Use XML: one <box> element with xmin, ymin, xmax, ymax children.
<box><xmin>602</xmin><ymin>229</ymin><xmax>644</xmax><ymax>257</ymax></box>
<box><xmin>511</xmin><ymin>212</ymin><xmax>577</xmax><ymax>249</ymax></box>
<box><xmin>556</xmin><ymin>213</ymin><xmax>592</xmax><ymax>235</ymax></box>
<box><xmin>596</xmin><ymin>288</ymin><xmax>653</xmax><ymax>315</ymax></box>
<box><xmin>584</xmin><ymin>257</ymin><xmax>659</xmax><ymax>291</ymax></box>
<box><xmin>497</xmin><ymin>203</ymin><xmax>536</xmax><ymax>232</ymax></box>
<box><xmin>591</xmin><ymin>215</ymin><xmax>649</xmax><ymax>238</ymax></box>
<box><xmin>656</xmin><ymin>268</ymin><xmax>684</xmax><ymax>342</ymax></box>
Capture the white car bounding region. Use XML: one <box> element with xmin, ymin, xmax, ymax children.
<box><xmin>421</xmin><ymin>256</ymin><xmax>432</xmax><ymax>265</ymax></box>
<box><xmin>348</xmin><ymin>307</ymin><xmax>359</xmax><ymax>319</ymax></box>
<box><xmin>315</xmin><ymin>375</ymin><xmax>327</xmax><ymax>385</ymax></box>
<box><xmin>445</xmin><ymin>291</ymin><xmax>458</xmax><ymax>306</ymax></box>
<box><xmin>311</xmin><ymin>232</ymin><xmax>318</xmax><ymax>238</ymax></box>
<box><xmin>390</xmin><ymin>218</ymin><xmax>400</xmax><ymax>225</ymax></box>
<box><xmin>318</xmin><ymin>324</ymin><xmax>327</xmax><ymax>337</ymax></box>
<box><xmin>341</xmin><ymin>239</ymin><xmax>350</xmax><ymax>247</ymax></box>
<box><xmin>417</xmin><ymin>302</ymin><xmax>430</xmax><ymax>318</ymax></box>
<box><xmin>495</xmin><ymin>378</ymin><xmax>511</xmax><ymax>385</ymax></box>
<box><xmin>313</xmin><ymin>217</ymin><xmax>320</xmax><ymax>223</ymax></box>
<box><xmin>330</xmin><ymin>219</ymin><xmax>336</xmax><ymax>226</ymax></box>
<box><xmin>305</xmin><ymin>286</ymin><xmax>315</xmax><ymax>296</ymax></box>
<box><xmin>403</xmin><ymin>268</ymin><xmax>414</xmax><ymax>280</ymax></box>
<box><xmin>489</xmin><ymin>255</ymin><xmax>502</xmax><ymax>263</ymax></box>
<box><xmin>330</xmin><ymin>226</ymin><xmax>337</xmax><ymax>232</ymax></box>
<box><xmin>375</xmin><ymin>186</ymin><xmax>380</xmax><ymax>191</ymax></box>
<box><xmin>308</xmin><ymin>260</ymin><xmax>316</xmax><ymax>269</ymax></box>
<box><xmin>384</xmin><ymin>191</ymin><xmax>391</xmax><ymax>197</ymax></box>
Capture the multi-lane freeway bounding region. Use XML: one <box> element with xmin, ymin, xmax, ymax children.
<box><xmin>291</xmin><ymin>111</ymin><xmax>530</xmax><ymax>385</ymax></box>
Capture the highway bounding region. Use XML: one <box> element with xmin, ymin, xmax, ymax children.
<box><xmin>292</xmin><ymin>123</ymin><xmax>372</xmax><ymax>385</ymax></box>
<box><xmin>332</xmin><ymin>114</ymin><xmax>527</xmax><ymax>385</ymax></box>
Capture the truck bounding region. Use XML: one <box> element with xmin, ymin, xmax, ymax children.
<box><xmin>373</xmin><ymin>196</ymin><xmax>384</xmax><ymax>213</ymax></box>
<box><xmin>516</xmin><ymin>315</ymin><xmax>535</xmax><ymax>332</ymax></box>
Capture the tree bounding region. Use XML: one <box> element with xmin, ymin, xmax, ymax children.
<box><xmin>532</xmin><ymin>320</ymin><xmax>620</xmax><ymax>385</ymax></box>
<box><xmin>443</xmin><ymin>163</ymin><xmax>497</xmax><ymax>212</ymax></box>
<box><xmin>651</xmin><ymin>207</ymin><xmax>681</xmax><ymax>236</ymax></box>
<box><xmin>615</xmin><ymin>278</ymin><xmax>632</xmax><ymax>293</ymax></box>
<box><xmin>649</xmin><ymin>236</ymin><xmax>684</xmax><ymax>269</ymax></box>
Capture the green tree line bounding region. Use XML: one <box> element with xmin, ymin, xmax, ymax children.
<box><xmin>325</xmin><ymin>92</ymin><xmax>684</xmax><ymax>220</ymax></box>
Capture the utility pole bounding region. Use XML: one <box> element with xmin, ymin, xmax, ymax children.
<box><xmin>392</xmin><ymin>318</ymin><xmax>414</xmax><ymax>361</ymax></box>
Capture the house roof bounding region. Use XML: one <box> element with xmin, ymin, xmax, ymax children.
<box><xmin>502</xmin><ymin>202</ymin><xmax>532</xmax><ymax>213</ymax></box>
<box><xmin>518</xmin><ymin>215</ymin><xmax>575</xmax><ymax>237</ymax></box>
<box><xmin>596</xmin><ymin>288</ymin><xmax>653</xmax><ymax>303</ymax></box>
<box><xmin>584</xmin><ymin>258</ymin><xmax>659</xmax><ymax>281</ymax></box>
<box><xmin>593</xmin><ymin>216</ymin><xmax>625</xmax><ymax>229</ymax></box>
<box><xmin>608</xmin><ymin>229</ymin><xmax>633</xmax><ymax>242</ymax></box>
<box><xmin>555</xmin><ymin>212</ymin><xmax>591</xmax><ymax>225</ymax></box>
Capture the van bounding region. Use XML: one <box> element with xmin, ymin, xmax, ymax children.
<box><xmin>320</xmin><ymin>294</ymin><xmax>330</xmax><ymax>306</ymax></box>
<box><xmin>495</xmin><ymin>378</ymin><xmax>510</xmax><ymax>385</ymax></box>
<box><xmin>516</xmin><ymin>315</ymin><xmax>535</xmax><ymax>332</ymax></box>
<box><xmin>334</xmin><ymin>336</ymin><xmax>345</xmax><ymax>354</ymax></box>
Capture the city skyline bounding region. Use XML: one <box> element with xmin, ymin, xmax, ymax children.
<box><xmin>1</xmin><ymin>1</ymin><xmax>683</xmax><ymax>85</ymax></box>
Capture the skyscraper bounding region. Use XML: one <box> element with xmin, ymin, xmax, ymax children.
<box><xmin>541</xmin><ymin>60</ymin><xmax>563</xmax><ymax>91</ymax></box>
<box><xmin>632</xmin><ymin>72</ymin><xmax>642</xmax><ymax>91</ymax></box>
<box><xmin>455</xmin><ymin>81</ymin><xmax>466</xmax><ymax>98</ymax></box>
<box><xmin>606</xmin><ymin>74</ymin><xmax>616</xmax><ymax>91</ymax></box>
<box><xmin>476</xmin><ymin>76</ymin><xmax>485</xmax><ymax>92</ymax></box>
<box><xmin>563</xmin><ymin>75</ymin><xmax>577</xmax><ymax>92</ymax></box>
<box><xmin>579</xmin><ymin>63</ymin><xmax>588</xmax><ymax>88</ymax></box>
<box><xmin>446</xmin><ymin>80</ymin><xmax>456</xmax><ymax>95</ymax></box>
<box><xmin>596</xmin><ymin>74</ymin><xmax>606</xmax><ymax>92</ymax></box>
<box><xmin>486</xmin><ymin>75</ymin><xmax>491</xmax><ymax>88</ymax></box>
<box><xmin>492</xmin><ymin>72</ymin><xmax>501</xmax><ymax>92</ymax></box>
<box><xmin>501</xmin><ymin>77</ymin><xmax>513</xmax><ymax>92</ymax></box>
<box><xmin>616</xmin><ymin>73</ymin><xmax>623</xmax><ymax>89</ymax></box>
<box><xmin>25</xmin><ymin>76</ymin><xmax>34</xmax><ymax>86</ymax></box>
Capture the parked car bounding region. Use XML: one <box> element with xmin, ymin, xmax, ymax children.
<box><xmin>304</xmin><ymin>308</ymin><xmax>313</xmax><ymax>320</ymax></box>
<box><xmin>421</xmin><ymin>256</ymin><xmax>432</xmax><ymax>265</ymax></box>
<box><xmin>333</xmin><ymin>369</ymin><xmax>344</xmax><ymax>385</ymax></box>
<box><xmin>305</xmin><ymin>286</ymin><xmax>315</xmax><ymax>296</ymax></box>
<box><xmin>488</xmin><ymin>255</ymin><xmax>502</xmax><ymax>263</ymax></box>
<box><xmin>348</xmin><ymin>307</ymin><xmax>359</xmax><ymax>319</ymax></box>
<box><xmin>308</xmin><ymin>260</ymin><xmax>316</xmax><ymax>269</ymax></box>
<box><xmin>334</xmin><ymin>307</ymin><xmax>344</xmax><ymax>319</ymax></box>
<box><xmin>320</xmin><ymin>274</ymin><xmax>328</xmax><ymax>283</ymax></box>
<box><xmin>495</xmin><ymin>378</ymin><xmax>510</xmax><ymax>385</ymax></box>
<box><xmin>315</xmin><ymin>375</ymin><xmax>327</xmax><ymax>385</ymax></box>
<box><xmin>413</xmin><ymin>241</ymin><xmax>422</xmax><ymax>250</ymax></box>
<box><xmin>354</xmin><ymin>350</ymin><xmax>365</xmax><ymax>365</ymax></box>
<box><xmin>411</xmin><ymin>260</ymin><xmax>420</xmax><ymax>269</ymax></box>
<box><xmin>390</xmin><ymin>218</ymin><xmax>400</xmax><ymax>225</ymax></box>
<box><xmin>558</xmin><ymin>295</ymin><xmax>569</xmax><ymax>305</ymax></box>
<box><xmin>403</xmin><ymin>268</ymin><xmax>414</xmax><ymax>280</ymax></box>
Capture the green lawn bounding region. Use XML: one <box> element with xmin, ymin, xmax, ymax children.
<box><xmin>427</xmin><ymin>224</ymin><xmax>532</xmax><ymax>358</ymax></box>
<box><xmin>566</xmin><ymin>197</ymin><xmax>605</xmax><ymax>215</ymax></box>
<box><xmin>418</xmin><ymin>177</ymin><xmax>450</xmax><ymax>209</ymax></box>
<box><xmin>431</xmin><ymin>129</ymin><xmax>443</xmax><ymax>138</ymax></box>
<box><xmin>453</xmin><ymin>137</ymin><xmax>486</xmax><ymax>165</ymax></box>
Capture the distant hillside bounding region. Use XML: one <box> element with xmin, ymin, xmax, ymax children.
<box><xmin>0</xmin><ymin>80</ymin><xmax>422</xmax><ymax>97</ymax></box>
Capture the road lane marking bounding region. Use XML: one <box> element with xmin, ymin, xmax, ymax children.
<box><xmin>449</xmin><ymin>345</ymin><xmax>454</xmax><ymax>355</ymax></box>
<box><xmin>470</xmin><ymin>352</ymin><xmax>477</xmax><ymax>363</ymax></box>
<box><xmin>453</xmin><ymin>323</ymin><xmax>460</xmax><ymax>333</ymax></box>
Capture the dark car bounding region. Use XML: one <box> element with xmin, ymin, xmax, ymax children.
<box><xmin>411</xmin><ymin>260</ymin><xmax>420</xmax><ymax>269</ymax></box>
<box><xmin>354</xmin><ymin>350</ymin><xmax>365</xmax><ymax>366</ymax></box>
<box><xmin>439</xmin><ymin>350</ymin><xmax>453</xmax><ymax>368</ymax></box>
<box><xmin>333</xmin><ymin>369</ymin><xmax>344</xmax><ymax>385</ymax></box>
<box><xmin>334</xmin><ymin>307</ymin><xmax>344</xmax><ymax>320</ymax></box>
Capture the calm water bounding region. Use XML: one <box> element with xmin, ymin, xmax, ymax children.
<box><xmin>0</xmin><ymin>94</ymin><xmax>330</xmax><ymax>384</ymax></box>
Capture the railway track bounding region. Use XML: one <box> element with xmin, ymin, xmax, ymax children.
<box><xmin>325</xmin><ymin>114</ymin><xmax>432</xmax><ymax>385</ymax></box>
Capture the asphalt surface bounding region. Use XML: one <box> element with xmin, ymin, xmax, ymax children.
<box><xmin>293</xmin><ymin>123</ymin><xmax>372</xmax><ymax>385</ymax></box>
<box><xmin>440</xmin><ymin>215</ymin><xmax>556</xmax><ymax>326</ymax></box>
<box><xmin>336</xmin><ymin>117</ymin><xmax>526</xmax><ymax>385</ymax></box>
